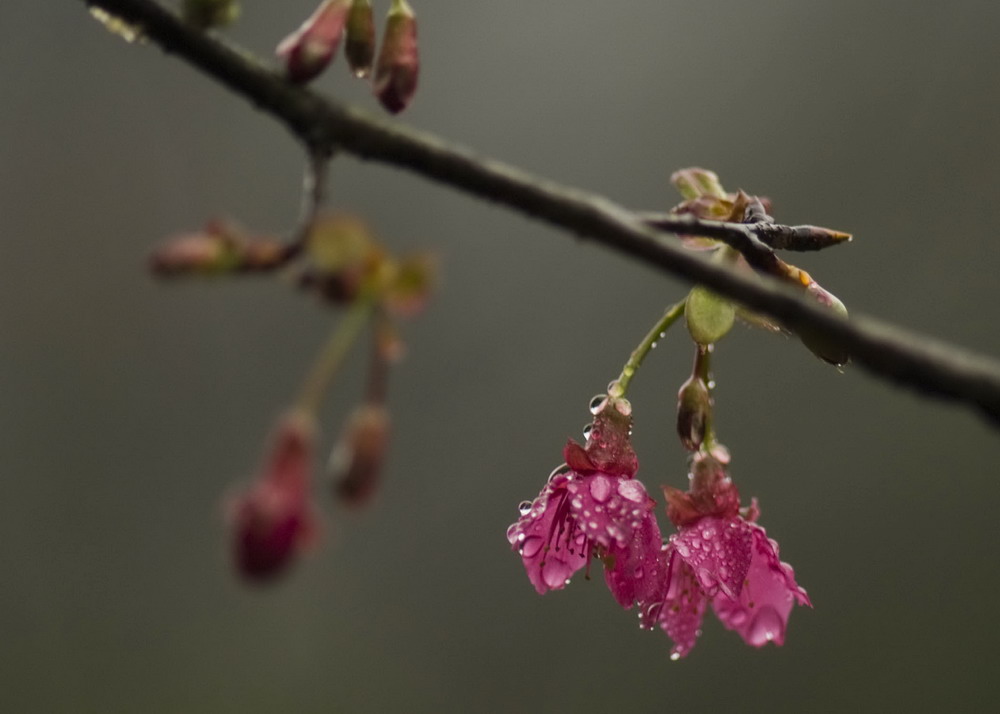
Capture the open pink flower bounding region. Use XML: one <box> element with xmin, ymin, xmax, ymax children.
<box><xmin>506</xmin><ymin>396</ymin><xmax>662</xmax><ymax>608</ymax></box>
<box><xmin>641</xmin><ymin>450</ymin><xmax>810</xmax><ymax>658</ymax></box>
<box><xmin>229</xmin><ymin>411</ymin><xmax>318</xmax><ymax>581</ymax></box>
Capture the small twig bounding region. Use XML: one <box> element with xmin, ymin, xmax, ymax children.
<box><xmin>80</xmin><ymin>0</ymin><xmax>1000</xmax><ymax>427</ymax></box>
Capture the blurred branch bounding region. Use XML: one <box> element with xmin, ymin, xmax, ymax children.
<box><xmin>81</xmin><ymin>0</ymin><xmax>1000</xmax><ymax>427</ymax></box>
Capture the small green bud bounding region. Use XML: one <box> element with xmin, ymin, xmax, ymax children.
<box><xmin>797</xmin><ymin>281</ymin><xmax>850</xmax><ymax>366</ymax></box>
<box><xmin>345</xmin><ymin>0</ymin><xmax>376</xmax><ymax>78</ymax></box>
<box><xmin>676</xmin><ymin>375</ymin><xmax>711</xmax><ymax>452</ymax></box>
<box><xmin>685</xmin><ymin>286</ymin><xmax>735</xmax><ymax>346</ymax></box>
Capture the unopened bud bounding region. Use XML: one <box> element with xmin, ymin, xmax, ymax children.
<box><xmin>182</xmin><ymin>0</ymin><xmax>240</xmax><ymax>29</ymax></box>
<box><xmin>277</xmin><ymin>0</ymin><xmax>351</xmax><ymax>84</ymax></box>
<box><xmin>149</xmin><ymin>221</ymin><xmax>243</xmax><ymax>276</ymax></box>
<box><xmin>373</xmin><ymin>0</ymin><xmax>419</xmax><ymax>114</ymax></box>
<box><xmin>685</xmin><ymin>286</ymin><xmax>735</xmax><ymax>345</ymax></box>
<box><xmin>798</xmin><ymin>280</ymin><xmax>850</xmax><ymax>367</ymax></box>
<box><xmin>345</xmin><ymin>0</ymin><xmax>376</xmax><ymax>78</ymax></box>
<box><xmin>676</xmin><ymin>375</ymin><xmax>711</xmax><ymax>452</ymax></box>
<box><xmin>382</xmin><ymin>254</ymin><xmax>434</xmax><ymax>317</ymax></box>
<box><xmin>331</xmin><ymin>404</ymin><xmax>390</xmax><ymax>507</ymax></box>
<box><xmin>229</xmin><ymin>411</ymin><xmax>318</xmax><ymax>581</ymax></box>
<box><xmin>670</xmin><ymin>167</ymin><xmax>727</xmax><ymax>201</ymax></box>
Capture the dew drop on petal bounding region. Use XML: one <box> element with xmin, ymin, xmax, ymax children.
<box><xmin>583</xmin><ymin>424</ymin><xmax>593</xmax><ymax>440</ymax></box>
<box><xmin>589</xmin><ymin>394</ymin><xmax>608</xmax><ymax>414</ymax></box>
<box><xmin>548</xmin><ymin>463</ymin><xmax>572</xmax><ymax>483</ymax></box>
<box><xmin>588</xmin><ymin>476</ymin><xmax>612</xmax><ymax>502</ymax></box>
<box><xmin>618</xmin><ymin>480</ymin><xmax>645</xmax><ymax>503</ymax></box>
<box><xmin>670</xmin><ymin>651</ymin><xmax>681</xmax><ymax>661</ymax></box>
<box><xmin>746</xmin><ymin>606</ymin><xmax>784</xmax><ymax>646</ymax></box>
<box><xmin>521</xmin><ymin>536</ymin><xmax>544</xmax><ymax>559</ymax></box>
<box><xmin>518</xmin><ymin>500</ymin><xmax>533</xmax><ymax>516</ymax></box>
<box><xmin>505</xmin><ymin>523</ymin><xmax>518</xmax><ymax>543</ymax></box>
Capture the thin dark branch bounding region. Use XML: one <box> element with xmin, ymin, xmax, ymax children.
<box><xmin>81</xmin><ymin>0</ymin><xmax>1000</xmax><ymax>426</ymax></box>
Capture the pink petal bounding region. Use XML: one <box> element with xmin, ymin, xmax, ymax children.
<box><xmin>671</xmin><ymin>516</ymin><xmax>752</xmax><ymax>600</ymax></box>
<box><xmin>712</xmin><ymin>524</ymin><xmax>811</xmax><ymax>647</ymax></box>
<box><xmin>655</xmin><ymin>548</ymin><xmax>708</xmax><ymax>659</ymax></box>
<box><xmin>603</xmin><ymin>502</ymin><xmax>663</xmax><ymax>608</ymax></box>
<box><xmin>506</xmin><ymin>475</ymin><xmax>589</xmax><ymax>595</ymax></box>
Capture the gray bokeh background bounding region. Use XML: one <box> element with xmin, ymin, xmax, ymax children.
<box><xmin>3</xmin><ymin>2</ymin><xmax>1000</xmax><ymax>712</ymax></box>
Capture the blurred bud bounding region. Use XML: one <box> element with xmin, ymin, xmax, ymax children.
<box><xmin>345</xmin><ymin>0</ymin><xmax>376</xmax><ymax>78</ymax></box>
<box><xmin>182</xmin><ymin>0</ymin><xmax>240</xmax><ymax>29</ymax></box>
<box><xmin>797</xmin><ymin>280</ymin><xmax>850</xmax><ymax>366</ymax></box>
<box><xmin>670</xmin><ymin>167</ymin><xmax>727</xmax><ymax>201</ymax></box>
<box><xmin>149</xmin><ymin>220</ymin><xmax>244</xmax><ymax>276</ymax></box>
<box><xmin>685</xmin><ymin>286</ymin><xmax>735</xmax><ymax>345</ymax></box>
<box><xmin>229</xmin><ymin>411</ymin><xmax>318</xmax><ymax>581</ymax></box>
<box><xmin>676</xmin><ymin>375</ymin><xmax>711</xmax><ymax>452</ymax></box>
<box><xmin>277</xmin><ymin>0</ymin><xmax>351</xmax><ymax>84</ymax></box>
<box><xmin>306</xmin><ymin>214</ymin><xmax>377</xmax><ymax>273</ymax></box>
<box><xmin>302</xmin><ymin>214</ymin><xmax>384</xmax><ymax>303</ymax></box>
<box><xmin>331</xmin><ymin>404</ymin><xmax>390</xmax><ymax>507</ymax></box>
<box><xmin>382</xmin><ymin>254</ymin><xmax>435</xmax><ymax>317</ymax></box>
<box><xmin>374</xmin><ymin>0</ymin><xmax>419</xmax><ymax>114</ymax></box>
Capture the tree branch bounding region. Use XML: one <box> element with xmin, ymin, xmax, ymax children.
<box><xmin>81</xmin><ymin>0</ymin><xmax>1000</xmax><ymax>427</ymax></box>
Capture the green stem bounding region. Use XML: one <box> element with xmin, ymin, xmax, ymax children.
<box><xmin>611</xmin><ymin>300</ymin><xmax>686</xmax><ymax>397</ymax></box>
<box><xmin>295</xmin><ymin>297</ymin><xmax>376</xmax><ymax>416</ymax></box>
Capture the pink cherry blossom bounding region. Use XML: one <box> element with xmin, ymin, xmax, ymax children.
<box><xmin>641</xmin><ymin>450</ymin><xmax>810</xmax><ymax>658</ymax></box>
<box><xmin>506</xmin><ymin>397</ymin><xmax>662</xmax><ymax>607</ymax></box>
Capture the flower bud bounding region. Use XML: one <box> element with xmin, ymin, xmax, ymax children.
<box><xmin>345</xmin><ymin>0</ymin><xmax>376</xmax><ymax>78</ymax></box>
<box><xmin>676</xmin><ymin>375</ymin><xmax>711</xmax><ymax>452</ymax></box>
<box><xmin>149</xmin><ymin>220</ymin><xmax>244</xmax><ymax>276</ymax></box>
<box><xmin>331</xmin><ymin>404</ymin><xmax>390</xmax><ymax>507</ymax></box>
<box><xmin>685</xmin><ymin>286</ymin><xmax>735</xmax><ymax>345</ymax></box>
<box><xmin>373</xmin><ymin>0</ymin><xmax>419</xmax><ymax>114</ymax></box>
<box><xmin>277</xmin><ymin>0</ymin><xmax>351</xmax><ymax>84</ymax></box>
<box><xmin>798</xmin><ymin>280</ymin><xmax>850</xmax><ymax>366</ymax></box>
<box><xmin>182</xmin><ymin>0</ymin><xmax>240</xmax><ymax>29</ymax></box>
<box><xmin>382</xmin><ymin>254</ymin><xmax>435</xmax><ymax>317</ymax></box>
<box><xmin>229</xmin><ymin>411</ymin><xmax>318</xmax><ymax>581</ymax></box>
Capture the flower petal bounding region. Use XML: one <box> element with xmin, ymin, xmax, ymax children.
<box><xmin>671</xmin><ymin>516</ymin><xmax>752</xmax><ymax>600</ymax></box>
<box><xmin>712</xmin><ymin>524</ymin><xmax>811</xmax><ymax>647</ymax></box>
<box><xmin>506</xmin><ymin>475</ymin><xmax>589</xmax><ymax>595</ymax></box>
<box><xmin>656</xmin><ymin>548</ymin><xmax>708</xmax><ymax>659</ymax></box>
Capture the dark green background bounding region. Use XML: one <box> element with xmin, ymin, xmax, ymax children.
<box><xmin>3</xmin><ymin>1</ymin><xmax>1000</xmax><ymax>712</ymax></box>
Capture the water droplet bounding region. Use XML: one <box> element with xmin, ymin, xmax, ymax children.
<box><xmin>615</xmin><ymin>398</ymin><xmax>633</xmax><ymax>416</ymax></box>
<box><xmin>607</xmin><ymin>380</ymin><xmax>625</xmax><ymax>398</ymax></box>
<box><xmin>589</xmin><ymin>394</ymin><xmax>608</xmax><ymax>414</ymax></box>
<box><xmin>571</xmin><ymin>497</ymin><xmax>583</xmax><ymax>510</ymax></box>
<box><xmin>548</xmin><ymin>463</ymin><xmax>572</xmax><ymax>483</ymax></box>
<box><xmin>676</xmin><ymin>544</ymin><xmax>690</xmax><ymax>558</ymax></box>
<box><xmin>589</xmin><ymin>475</ymin><xmax>612</xmax><ymax>502</ymax></box>
<box><xmin>521</xmin><ymin>537</ymin><xmax>544</xmax><ymax>558</ymax></box>
<box><xmin>670</xmin><ymin>652</ymin><xmax>681</xmax><ymax>661</ymax></box>
<box><xmin>650</xmin><ymin>341</ymin><xmax>658</xmax><ymax>349</ymax></box>
<box><xmin>746</xmin><ymin>607</ymin><xmax>784</xmax><ymax>646</ymax></box>
<box><xmin>518</xmin><ymin>500</ymin><xmax>533</xmax><ymax>516</ymax></box>
<box><xmin>707</xmin><ymin>380</ymin><xmax>716</xmax><ymax>389</ymax></box>
<box><xmin>618</xmin><ymin>480</ymin><xmax>645</xmax><ymax>503</ymax></box>
<box><xmin>505</xmin><ymin>524</ymin><xmax>518</xmax><ymax>542</ymax></box>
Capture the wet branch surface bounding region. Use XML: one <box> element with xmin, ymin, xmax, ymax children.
<box><xmin>82</xmin><ymin>0</ymin><xmax>1000</xmax><ymax>427</ymax></box>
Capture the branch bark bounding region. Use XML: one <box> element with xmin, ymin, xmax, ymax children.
<box><xmin>82</xmin><ymin>0</ymin><xmax>1000</xmax><ymax>426</ymax></box>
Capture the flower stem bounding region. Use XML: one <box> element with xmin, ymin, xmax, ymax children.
<box><xmin>611</xmin><ymin>300</ymin><xmax>686</xmax><ymax>397</ymax></box>
<box><xmin>296</xmin><ymin>296</ymin><xmax>376</xmax><ymax>416</ymax></box>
